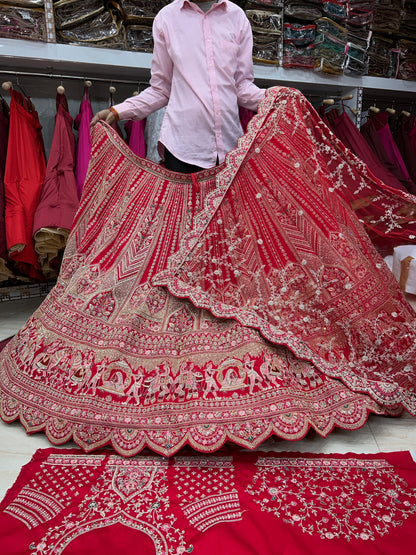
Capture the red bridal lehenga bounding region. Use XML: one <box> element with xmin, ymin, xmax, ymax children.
<box><xmin>1</xmin><ymin>87</ymin><xmax>416</xmax><ymax>457</ymax></box>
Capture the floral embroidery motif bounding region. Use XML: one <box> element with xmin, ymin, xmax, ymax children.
<box><xmin>84</xmin><ymin>291</ymin><xmax>116</xmax><ymax>319</ymax></box>
<box><xmin>246</xmin><ymin>457</ymin><xmax>416</xmax><ymax>541</ymax></box>
<box><xmin>167</xmin><ymin>307</ymin><xmax>195</xmax><ymax>333</ymax></box>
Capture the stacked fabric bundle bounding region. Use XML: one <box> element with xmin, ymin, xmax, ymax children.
<box><xmin>368</xmin><ymin>34</ymin><xmax>399</xmax><ymax>78</ymax></box>
<box><xmin>283</xmin><ymin>1</ymin><xmax>321</xmax><ymax>69</ymax></box>
<box><xmin>118</xmin><ymin>0</ymin><xmax>171</xmax><ymax>52</ymax></box>
<box><xmin>369</xmin><ymin>0</ymin><xmax>416</xmax><ymax>80</ymax></box>
<box><xmin>245</xmin><ymin>0</ymin><xmax>284</xmax><ymax>65</ymax></box>
<box><xmin>280</xmin><ymin>1</ymin><xmax>375</xmax><ymax>76</ymax></box>
<box><xmin>313</xmin><ymin>1</ymin><xmax>374</xmax><ymax>76</ymax></box>
<box><xmin>54</xmin><ymin>0</ymin><xmax>125</xmax><ymax>49</ymax></box>
<box><xmin>0</xmin><ymin>0</ymin><xmax>46</xmax><ymax>42</ymax></box>
<box><xmin>372</xmin><ymin>0</ymin><xmax>402</xmax><ymax>36</ymax></box>
<box><xmin>54</xmin><ymin>0</ymin><xmax>170</xmax><ymax>50</ymax></box>
<box><xmin>397</xmin><ymin>38</ymin><xmax>416</xmax><ymax>81</ymax></box>
<box><xmin>399</xmin><ymin>0</ymin><xmax>416</xmax><ymax>38</ymax></box>
<box><xmin>314</xmin><ymin>15</ymin><xmax>348</xmax><ymax>74</ymax></box>
<box><xmin>343</xmin><ymin>0</ymin><xmax>375</xmax><ymax>76</ymax></box>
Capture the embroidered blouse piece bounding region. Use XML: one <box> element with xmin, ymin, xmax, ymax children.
<box><xmin>0</xmin><ymin>448</ymin><xmax>416</xmax><ymax>554</ymax></box>
<box><xmin>0</xmin><ymin>87</ymin><xmax>416</xmax><ymax>457</ymax></box>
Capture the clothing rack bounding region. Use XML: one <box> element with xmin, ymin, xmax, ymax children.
<box><xmin>0</xmin><ymin>69</ymin><xmax>147</xmax><ymax>87</ymax></box>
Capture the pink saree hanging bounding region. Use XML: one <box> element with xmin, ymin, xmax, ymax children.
<box><xmin>74</xmin><ymin>86</ymin><xmax>93</xmax><ymax>200</ymax></box>
<box><xmin>0</xmin><ymin>87</ymin><xmax>415</xmax><ymax>457</ymax></box>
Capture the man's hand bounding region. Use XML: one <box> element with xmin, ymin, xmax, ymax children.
<box><xmin>90</xmin><ymin>109</ymin><xmax>116</xmax><ymax>127</ymax></box>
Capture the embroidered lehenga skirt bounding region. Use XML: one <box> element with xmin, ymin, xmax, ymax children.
<box><xmin>0</xmin><ymin>87</ymin><xmax>415</xmax><ymax>456</ymax></box>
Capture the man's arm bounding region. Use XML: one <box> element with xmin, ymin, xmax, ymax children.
<box><xmin>234</xmin><ymin>17</ymin><xmax>266</xmax><ymax>111</ymax></box>
<box><xmin>91</xmin><ymin>16</ymin><xmax>173</xmax><ymax>125</ymax></box>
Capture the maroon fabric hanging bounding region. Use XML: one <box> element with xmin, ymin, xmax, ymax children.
<box><xmin>361</xmin><ymin>114</ymin><xmax>416</xmax><ymax>195</ymax></box>
<box><xmin>325</xmin><ymin>108</ymin><xmax>410</xmax><ymax>194</ymax></box>
<box><xmin>394</xmin><ymin>114</ymin><xmax>416</xmax><ymax>185</ymax></box>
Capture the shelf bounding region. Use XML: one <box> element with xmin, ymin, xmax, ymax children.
<box><xmin>2</xmin><ymin>38</ymin><xmax>416</xmax><ymax>98</ymax></box>
<box><xmin>253</xmin><ymin>64</ymin><xmax>416</xmax><ymax>97</ymax></box>
<box><xmin>0</xmin><ymin>39</ymin><xmax>152</xmax><ymax>81</ymax></box>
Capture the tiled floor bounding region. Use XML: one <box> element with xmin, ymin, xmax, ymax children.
<box><xmin>0</xmin><ymin>296</ymin><xmax>415</xmax><ymax>502</ymax></box>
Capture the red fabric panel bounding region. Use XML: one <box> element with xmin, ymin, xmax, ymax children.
<box><xmin>0</xmin><ymin>448</ymin><xmax>415</xmax><ymax>555</ymax></box>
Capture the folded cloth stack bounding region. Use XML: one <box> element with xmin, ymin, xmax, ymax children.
<box><xmin>246</xmin><ymin>2</ymin><xmax>283</xmax><ymax>65</ymax></box>
<box><xmin>0</xmin><ymin>1</ymin><xmax>46</xmax><ymax>42</ymax></box>
<box><xmin>283</xmin><ymin>21</ymin><xmax>316</xmax><ymax>68</ymax></box>
<box><xmin>397</xmin><ymin>38</ymin><xmax>416</xmax><ymax>81</ymax></box>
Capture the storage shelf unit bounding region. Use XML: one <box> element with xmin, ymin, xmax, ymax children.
<box><xmin>1</xmin><ymin>38</ymin><xmax>415</xmax><ymax>123</ymax></box>
<box><xmin>2</xmin><ymin>38</ymin><xmax>416</xmax><ymax>109</ymax></box>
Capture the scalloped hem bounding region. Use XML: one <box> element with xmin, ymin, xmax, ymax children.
<box><xmin>0</xmin><ymin>390</ymin><xmax>399</xmax><ymax>457</ymax></box>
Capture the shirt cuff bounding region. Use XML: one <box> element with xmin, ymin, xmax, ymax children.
<box><xmin>109</xmin><ymin>106</ymin><xmax>120</xmax><ymax>121</ymax></box>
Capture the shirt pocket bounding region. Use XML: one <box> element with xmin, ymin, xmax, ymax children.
<box><xmin>219</xmin><ymin>39</ymin><xmax>238</xmax><ymax>67</ymax></box>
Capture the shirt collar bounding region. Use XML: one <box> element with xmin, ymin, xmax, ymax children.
<box><xmin>181</xmin><ymin>0</ymin><xmax>228</xmax><ymax>11</ymax></box>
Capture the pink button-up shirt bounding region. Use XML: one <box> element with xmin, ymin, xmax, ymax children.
<box><xmin>113</xmin><ymin>0</ymin><xmax>265</xmax><ymax>168</ymax></box>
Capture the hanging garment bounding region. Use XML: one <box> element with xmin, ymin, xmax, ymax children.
<box><xmin>0</xmin><ymin>98</ymin><xmax>13</xmax><ymax>282</ymax></box>
<box><xmin>394</xmin><ymin>114</ymin><xmax>416</xmax><ymax>185</ymax></box>
<box><xmin>74</xmin><ymin>86</ymin><xmax>93</xmax><ymax>200</ymax></box>
<box><xmin>239</xmin><ymin>106</ymin><xmax>255</xmax><ymax>134</ymax></box>
<box><xmin>1</xmin><ymin>447</ymin><xmax>416</xmax><ymax>555</ymax></box>
<box><xmin>32</xmin><ymin>93</ymin><xmax>80</xmax><ymax>279</ymax></box>
<box><xmin>144</xmin><ymin>107</ymin><xmax>165</xmax><ymax>163</ymax></box>
<box><xmin>373</xmin><ymin>111</ymin><xmax>413</xmax><ymax>183</ymax></box>
<box><xmin>109</xmin><ymin>92</ymin><xmax>125</xmax><ymax>140</ymax></box>
<box><xmin>361</xmin><ymin>114</ymin><xmax>416</xmax><ymax>194</ymax></box>
<box><xmin>1</xmin><ymin>87</ymin><xmax>416</xmax><ymax>457</ymax></box>
<box><xmin>124</xmin><ymin>118</ymin><xmax>146</xmax><ymax>158</ymax></box>
<box><xmin>4</xmin><ymin>89</ymin><xmax>46</xmax><ymax>280</ymax></box>
<box><xmin>325</xmin><ymin>108</ymin><xmax>410</xmax><ymax>194</ymax></box>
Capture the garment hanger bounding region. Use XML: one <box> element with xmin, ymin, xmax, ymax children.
<box><xmin>368</xmin><ymin>100</ymin><xmax>380</xmax><ymax>114</ymax></box>
<box><xmin>57</xmin><ymin>77</ymin><xmax>65</xmax><ymax>95</ymax></box>
<box><xmin>339</xmin><ymin>94</ymin><xmax>359</xmax><ymax>116</ymax></box>
<box><xmin>1</xmin><ymin>80</ymin><xmax>12</xmax><ymax>92</ymax></box>
<box><xmin>132</xmin><ymin>81</ymin><xmax>149</xmax><ymax>96</ymax></box>
<box><xmin>15</xmin><ymin>75</ymin><xmax>29</xmax><ymax>98</ymax></box>
<box><xmin>109</xmin><ymin>83</ymin><xmax>116</xmax><ymax>106</ymax></box>
<box><xmin>400</xmin><ymin>102</ymin><xmax>413</xmax><ymax>118</ymax></box>
<box><xmin>322</xmin><ymin>94</ymin><xmax>359</xmax><ymax>120</ymax></box>
<box><xmin>1</xmin><ymin>77</ymin><xmax>32</xmax><ymax>109</ymax></box>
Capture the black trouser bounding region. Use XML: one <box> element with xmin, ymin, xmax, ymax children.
<box><xmin>164</xmin><ymin>148</ymin><xmax>204</xmax><ymax>173</ymax></box>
